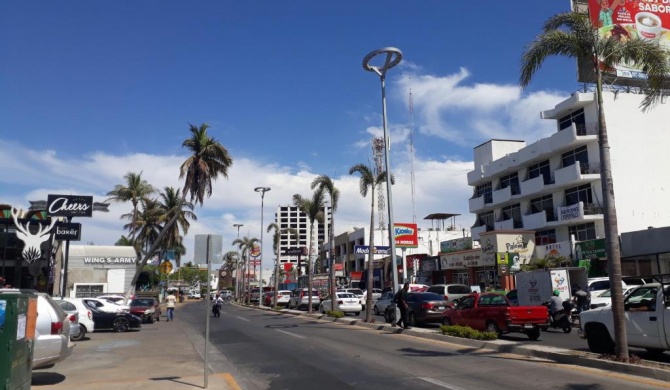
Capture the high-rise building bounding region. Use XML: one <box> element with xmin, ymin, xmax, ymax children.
<box><xmin>275</xmin><ymin>204</ymin><xmax>331</xmax><ymax>274</ymax></box>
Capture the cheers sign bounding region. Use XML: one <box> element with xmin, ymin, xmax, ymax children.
<box><xmin>47</xmin><ymin>194</ymin><xmax>94</xmax><ymax>217</ymax></box>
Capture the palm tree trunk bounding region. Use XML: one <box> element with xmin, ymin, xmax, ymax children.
<box><xmin>307</xmin><ymin>221</ymin><xmax>315</xmax><ymax>314</ymax></box>
<box><xmin>596</xmin><ymin>68</ymin><xmax>628</xmax><ymax>360</ymax></box>
<box><xmin>329</xmin><ymin>214</ymin><xmax>336</xmax><ymax>312</ymax></box>
<box><xmin>365</xmin><ymin>187</ymin><xmax>375</xmax><ymax>322</ymax></box>
<box><xmin>274</xmin><ymin>246</ymin><xmax>280</xmax><ymax>307</ymax></box>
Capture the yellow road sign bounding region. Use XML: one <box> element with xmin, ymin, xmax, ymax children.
<box><xmin>160</xmin><ymin>261</ymin><xmax>173</xmax><ymax>275</ymax></box>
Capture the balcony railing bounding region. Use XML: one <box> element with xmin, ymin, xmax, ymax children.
<box><xmin>580</xmin><ymin>161</ymin><xmax>601</xmax><ymax>174</ymax></box>
<box><xmin>583</xmin><ymin>203</ymin><xmax>604</xmax><ymax>215</ymax></box>
<box><xmin>574</xmin><ymin>122</ymin><xmax>598</xmax><ymax>136</ymax></box>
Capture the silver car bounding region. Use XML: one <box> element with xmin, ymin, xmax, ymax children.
<box><xmin>373</xmin><ymin>291</ymin><xmax>396</xmax><ymax>315</ymax></box>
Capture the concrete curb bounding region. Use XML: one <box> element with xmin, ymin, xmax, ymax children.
<box><xmin>240</xmin><ymin>302</ymin><xmax>670</xmax><ymax>382</ymax></box>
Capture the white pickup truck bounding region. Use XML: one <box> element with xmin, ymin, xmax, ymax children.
<box><xmin>578</xmin><ymin>283</ymin><xmax>669</xmax><ymax>355</ymax></box>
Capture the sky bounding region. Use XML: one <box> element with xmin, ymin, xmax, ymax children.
<box><xmin>0</xmin><ymin>1</ymin><xmax>581</xmax><ymax>270</ymax></box>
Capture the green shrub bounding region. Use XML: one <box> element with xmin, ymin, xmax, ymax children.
<box><xmin>326</xmin><ymin>310</ymin><xmax>345</xmax><ymax>318</ymax></box>
<box><xmin>439</xmin><ymin>325</ymin><xmax>498</xmax><ymax>340</ymax></box>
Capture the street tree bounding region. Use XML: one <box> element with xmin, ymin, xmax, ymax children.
<box><xmin>293</xmin><ymin>187</ymin><xmax>325</xmax><ymax>314</ymax></box>
<box><xmin>267</xmin><ymin>222</ymin><xmax>298</xmax><ymax>306</ymax></box>
<box><xmin>311</xmin><ymin>175</ymin><xmax>340</xmax><ymax>311</ymax></box>
<box><xmin>106</xmin><ymin>171</ymin><xmax>156</xmax><ymax>239</ymax></box>
<box><xmin>157</xmin><ymin>186</ymin><xmax>196</xmax><ymax>267</ymax></box>
<box><xmin>233</xmin><ymin>236</ymin><xmax>260</xmax><ymax>304</ymax></box>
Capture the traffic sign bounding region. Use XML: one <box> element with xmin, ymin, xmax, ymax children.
<box><xmin>160</xmin><ymin>261</ymin><xmax>173</xmax><ymax>275</ymax></box>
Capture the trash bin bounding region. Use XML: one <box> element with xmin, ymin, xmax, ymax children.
<box><xmin>0</xmin><ymin>291</ymin><xmax>38</xmax><ymax>390</ymax></box>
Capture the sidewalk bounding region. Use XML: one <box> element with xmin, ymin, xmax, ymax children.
<box><xmin>31</xmin><ymin>300</ymin><xmax>238</xmax><ymax>390</ymax></box>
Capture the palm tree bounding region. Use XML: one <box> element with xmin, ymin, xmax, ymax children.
<box><xmin>233</xmin><ymin>236</ymin><xmax>260</xmax><ymax>305</ymax></box>
<box><xmin>267</xmin><ymin>222</ymin><xmax>298</xmax><ymax>307</ymax></box>
<box><xmin>157</xmin><ymin>186</ymin><xmax>197</xmax><ymax>267</ymax></box>
<box><xmin>115</xmin><ymin>235</ymin><xmax>142</xmax><ymax>257</ymax></box>
<box><xmin>122</xmin><ymin>197</ymin><xmax>164</xmax><ymax>255</ymax></box>
<box><xmin>311</xmin><ymin>175</ymin><xmax>340</xmax><ymax>311</ymax></box>
<box><xmin>106</xmin><ymin>172</ymin><xmax>155</xmax><ymax>239</ymax></box>
<box><xmin>222</xmin><ymin>250</ymin><xmax>240</xmax><ymax>288</ymax></box>
<box><xmin>125</xmin><ymin>123</ymin><xmax>233</xmax><ymax>297</ymax></box>
<box><xmin>520</xmin><ymin>11</ymin><xmax>669</xmax><ymax>360</ymax></box>
<box><xmin>293</xmin><ymin>187</ymin><xmax>325</xmax><ymax>314</ymax></box>
<box><xmin>349</xmin><ymin>163</ymin><xmax>393</xmax><ymax>322</ymax></box>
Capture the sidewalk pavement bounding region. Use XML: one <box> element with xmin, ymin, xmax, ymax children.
<box><xmin>31</xmin><ymin>300</ymin><xmax>239</xmax><ymax>390</ymax></box>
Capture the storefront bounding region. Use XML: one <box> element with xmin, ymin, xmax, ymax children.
<box><xmin>65</xmin><ymin>245</ymin><xmax>138</xmax><ymax>298</ymax></box>
<box><xmin>620</xmin><ymin>226</ymin><xmax>670</xmax><ymax>276</ymax></box>
<box><xmin>480</xmin><ymin>230</ymin><xmax>536</xmax><ymax>291</ymax></box>
<box><xmin>439</xmin><ymin>249</ymin><xmax>481</xmax><ymax>287</ymax></box>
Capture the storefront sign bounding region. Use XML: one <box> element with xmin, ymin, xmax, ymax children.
<box><xmin>47</xmin><ymin>194</ymin><xmax>93</xmax><ymax>217</ymax></box>
<box><xmin>394</xmin><ymin>223</ymin><xmax>418</xmax><ymax>248</ymax></box>
<box><xmin>350</xmin><ymin>271</ymin><xmax>363</xmax><ymax>282</ymax></box>
<box><xmin>440</xmin><ymin>237</ymin><xmax>473</xmax><ymax>253</ymax></box>
<box><xmin>282</xmin><ymin>247</ymin><xmax>307</xmax><ymax>256</ymax></box>
<box><xmin>535</xmin><ymin>240</ymin><xmax>572</xmax><ymax>259</ymax></box>
<box><xmin>420</xmin><ymin>258</ymin><xmax>437</xmax><ymax>272</ymax></box>
<box><xmin>353</xmin><ymin>245</ymin><xmax>391</xmax><ymax>255</ymax></box>
<box><xmin>10</xmin><ymin>207</ymin><xmax>57</xmax><ymax>263</ymax></box>
<box><xmin>558</xmin><ymin>203</ymin><xmax>583</xmax><ymax>222</ymax></box>
<box><xmin>54</xmin><ymin>222</ymin><xmax>82</xmax><ymax>241</ymax></box>
<box><xmin>575</xmin><ymin>238</ymin><xmax>606</xmax><ymax>260</ymax></box>
<box><xmin>83</xmin><ymin>257</ymin><xmax>136</xmax><ymax>265</ymax></box>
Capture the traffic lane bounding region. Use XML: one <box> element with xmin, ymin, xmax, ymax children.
<box><xmin>187</xmin><ymin>303</ymin><xmax>670</xmax><ymax>390</ymax></box>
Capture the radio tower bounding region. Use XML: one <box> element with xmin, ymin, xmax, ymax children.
<box><xmin>372</xmin><ymin>137</ymin><xmax>386</xmax><ymax>234</ymax></box>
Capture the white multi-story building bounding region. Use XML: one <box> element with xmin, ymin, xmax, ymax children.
<box><xmin>275</xmin><ymin>204</ymin><xmax>331</xmax><ymax>274</ymax></box>
<box><xmin>467</xmin><ymin>91</ymin><xmax>670</xmax><ymax>248</ymax></box>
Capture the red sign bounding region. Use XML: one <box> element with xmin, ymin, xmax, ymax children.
<box><xmin>334</xmin><ymin>263</ymin><xmax>343</xmax><ymax>271</ymax></box>
<box><xmin>250</xmin><ymin>242</ymin><xmax>261</xmax><ymax>258</ymax></box>
<box><xmin>283</xmin><ymin>263</ymin><xmax>293</xmax><ymax>272</ymax></box>
<box><xmin>350</xmin><ymin>271</ymin><xmax>363</xmax><ymax>282</ymax></box>
<box><xmin>586</xmin><ymin>0</ymin><xmax>670</xmax><ymax>80</ymax></box>
<box><xmin>394</xmin><ymin>223</ymin><xmax>418</xmax><ymax>248</ymax></box>
<box><xmin>250</xmin><ymin>260</ymin><xmax>261</xmax><ymax>266</ymax></box>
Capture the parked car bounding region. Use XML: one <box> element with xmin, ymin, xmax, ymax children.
<box><xmin>188</xmin><ymin>291</ymin><xmax>202</xmax><ymax>299</ymax></box>
<box><xmin>82</xmin><ymin>297</ymin><xmax>130</xmax><ymax>313</ymax></box>
<box><xmin>319</xmin><ymin>292</ymin><xmax>362</xmax><ymax>315</ymax></box>
<box><xmin>338</xmin><ymin>288</ymin><xmax>365</xmax><ymax>308</ymax></box>
<box><xmin>374</xmin><ymin>291</ymin><xmax>395</xmax><ymax>315</ymax></box>
<box><xmin>288</xmin><ymin>288</ymin><xmax>320</xmax><ymax>310</ymax></box>
<box><xmin>441</xmin><ymin>292</ymin><xmax>549</xmax><ymax>340</ymax></box>
<box><xmin>54</xmin><ymin>297</ymin><xmax>95</xmax><ymax>341</ymax></box>
<box><xmin>588</xmin><ymin>286</ymin><xmax>635</xmax><ymax>309</ymax></box>
<box><xmin>129</xmin><ymin>297</ymin><xmax>161</xmax><ymax>323</ymax></box>
<box><xmin>0</xmin><ymin>290</ymin><xmax>75</xmax><ymax>370</ymax></box>
<box><xmin>90</xmin><ymin>306</ymin><xmax>142</xmax><ymax>332</ymax></box>
<box><xmin>426</xmin><ymin>284</ymin><xmax>472</xmax><ymax>303</ymax></box>
<box><xmin>96</xmin><ymin>294</ymin><xmax>132</xmax><ymax>305</ymax></box>
<box><xmin>586</xmin><ymin>277</ymin><xmax>647</xmax><ymax>298</ymax></box>
<box><xmin>363</xmin><ymin>288</ymin><xmax>383</xmax><ymax>302</ymax></box>
<box><xmin>384</xmin><ymin>292</ymin><xmax>450</xmax><ymax>326</ymax></box>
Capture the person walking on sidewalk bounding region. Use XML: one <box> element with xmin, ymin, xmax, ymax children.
<box><xmin>395</xmin><ymin>282</ymin><xmax>410</xmax><ymax>330</ymax></box>
<box><xmin>166</xmin><ymin>291</ymin><xmax>177</xmax><ymax>321</ymax></box>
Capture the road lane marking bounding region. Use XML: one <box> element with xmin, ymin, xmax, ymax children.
<box><xmin>223</xmin><ymin>373</ymin><xmax>243</xmax><ymax>390</ymax></box>
<box><xmin>275</xmin><ymin>329</ymin><xmax>305</xmax><ymax>339</ymax></box>
<box><xmin>418</xmin><ymin>377</ymin><xmax>466</xmax><ymax>390</ymax></box>
<box><xmin>235</xmin><ymin>316</ymin><xmax>250</xmax><ymax>322</ymax></box>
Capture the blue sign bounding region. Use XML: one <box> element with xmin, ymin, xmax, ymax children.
<box><xmin>353</xmin><ymin>245</ymin><xmax>391</xmax><ymax>255</ymax></box>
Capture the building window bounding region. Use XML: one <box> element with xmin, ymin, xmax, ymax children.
<box><xmin>535</xmin><ymin>229</ymin><xmax>557</xmax><ymax>245</ymax></box>
<box><xmin>564</xmin><ymin>184</ymin><xmax>593</xmax><ymax>206</ymax></box>
<box><xmin>529</xmin><ymin>195</ymin><xmax>555</xmax><ymax>221</ymax></box>
<box><xmin>561</xmin><ymin>145</ymin><xmax>589</xmax><ymax>170</ymax></box>
<box><xmin>501</xmin><ymin>204</ymin><xmax>522</xmax><ymax>228</ymax></box>
<box><xmin>474</xmin><ymin>182</ymin><xmax>493</xmax><ymax>204</ymax></box>
<box><xmin>499</xmin><ymin>173</ymin><xmax>520</xmax><ymax>195</ymax></box>
<box><xmin>476</xmin><ymin>211</ymin><xmax>494</xmax><ymax>230</ymax></box>
<box><xmin>527</xmin><ymin>160</ymin><xmax>553</xmax><ymax>185</ymax></box>
<box><xmin>569</xmin><ymin>222</ymin><xmax>596</xmax><ymax>241</ymax></box>
<box><xmin>558</xmin><ymin>108</ymin><xmax>585</xmax><ymax>131</ymax></box>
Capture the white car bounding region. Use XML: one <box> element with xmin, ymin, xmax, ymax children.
<box><xmin>82</xmin><ymin>297</ymin><xmax>130</xmax><ymax>313</ymax></box>
<box><xmin>363</xmin><ymin>288</ymin><xmax>382</xmax><ymax>302</ymax></box>
<box><xmin>274</xmin><ymin>290</ymin><xmax>292</xmax><ymax>306</ymax></box>
<box><xmin>96</xmin><ymin>294</ymin><xmax>132</xmax><ymax>305</ymax></box>
<box><xmin>587</xmin><ymin>277</ymin><xmax>647</xmax><ymax>298</ymax></box>
<box><xmin>588</xmin><ymin>286</ymin><xmax>635</xmax><ymax>309</ymax></box>
<box><xmin>53</xmin><ymin>297</ymin><xmax>96</xmax><ymax>341</ymax></box>
<box><xmin>319</xmin><ymin>292</ymin><xmax>362</xmax><ymax>315</ymax></box>
<box><xmin>337</xmin><ymin>288</ymin><xmax>365</xmax><ymax>308</ymax></box>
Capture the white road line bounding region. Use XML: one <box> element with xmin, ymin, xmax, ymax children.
<box><xmin>235</xmin><ymin>316</ymin><xmax>250</xmax><ymax>322</ymax></box>
<box><xmin>417</xmin><ymin>377</ymin><xmax>466</xmax><ymax>390</ymax></box>
<box><xmin>275</xmin><ymin>329</ymin><xmax>305</xmax><ymax>339</ymax></box>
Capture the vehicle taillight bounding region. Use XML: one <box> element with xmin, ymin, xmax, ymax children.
<box><xmin>444</xmin><ymin>295</ymin><xmax>449</xmax><ymax>301</ymax></box>
<box><xmin>421</xmin><ymin>303</ymin><xmax>434</xmax><ymax>310</ymax></box>
<box><xmin>337</xmin><ymin>300</ymin><xmax>343</xmax><ymax>305</ymax></box>
<box><xmin>51</xmin><ymin>321</ymin><xmax>63</xmax><ymax>335</ymax></box>
<box><xmin>88</xmin><ymin>310</ymin><xmax>92</xmax><ymax>320</ymax></box>
<box><xmin>69</xmin><ymin>314</ymin><xmax>77</xmax><ymax>322</ymax></box>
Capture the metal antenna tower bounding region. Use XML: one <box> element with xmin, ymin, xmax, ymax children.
<box><xmin>409</xmin><ymin>89</ymin><xmax>417</xmax><ymax>224</ymax></box>
<box><xmin>372</xmin><ymin>136</ymin><xmax>386</xmax><ymax>234</ymax></box>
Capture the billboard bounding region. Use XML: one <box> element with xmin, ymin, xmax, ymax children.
<box><xmin>578</xmin><ymin>0</ymin><xmax>670</xmax><ymax>85</ymax></box>
<box><xmin>394</xmin><ymin>223</ymin><xmax>418</xmax><ymax>248</ymax></box>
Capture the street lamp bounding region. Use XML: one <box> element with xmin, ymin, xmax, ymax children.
<box><xmin>362</xmin><ymin>47</ymin><xmax>402</xmax><ymax>303</ymax></box>
<box><xmin>254</xmin><ymin>186</ymin><xmax>271</xmax><ymax>307</ymax></box>
<box><xmin>233</xmin><ymin>223</ymin><xmax>243</xmax><ymax>302</ymax></box>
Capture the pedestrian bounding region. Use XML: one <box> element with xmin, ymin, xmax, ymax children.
<box><xmin>394</xmin><ymin>282</ymin><xmax>410</xmax><ymax>330</ymax></box>
<box><xmin>573</xmin><ymin>285</ymin><xmax>590</xmax><ymax>313</ymax></box>
<box><xmin>166</xmin><ymin>290</ymin><xmax>177</xmax><ymax>321</ymax></box>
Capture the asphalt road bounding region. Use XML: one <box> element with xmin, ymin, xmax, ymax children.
<box><xmin>181</xmin><ymin>301</ymin><xmax>670</xmax><ymax>390</ymax></box>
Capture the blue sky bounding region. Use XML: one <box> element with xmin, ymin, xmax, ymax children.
<box><xmin>0</xmin><ymin>1</ymin><xmax>578</xmax><ymax>268</ymax></box>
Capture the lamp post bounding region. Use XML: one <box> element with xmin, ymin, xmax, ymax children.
<box><xmin>233</xmin><ymin>223</ymin><xmax>243</xmax><ymax>302</ymax></box>
<box><xmin>363</xmin><ymin>47</ymin><xmax>402</xmax><ymax>311</ymax></box>
<box><xmin>254</xmin><ymin>187</ymin><xmax>271</xmax><ymax>307</ymax></box>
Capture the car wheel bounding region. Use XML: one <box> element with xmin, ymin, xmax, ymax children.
<box><xmin>485</xmin><ymin>320</ymin><xmax>501</xmax><ymax>336</ymax></box>
<box><xmin>384</xmin><ymin>310</ymin><xmax>392</xmax><ymax>324</ymax></box>
<box><xmin>526</xmin><ymin>328</ymin><xmax>541</xmax><ymax>341</ymax></box>
<box><xmin>409</xmin><ymin>313</ymin><xmax>417</xmax><ymax>327</ymax></box>
<box><xmin>354</xmin><ymin>312</ymin><xmax>360</xmax><ymax>316</ymax></box>
<box><xmin>374</xmin><ymin>306</ymin><xmax>380</xmax><ymax>315</ymax></box>
<box><xmin>586</xmin><ymin>324</ymin><xmax>615</xmax><ymax>354</ymax></box>
<box><xmin>441</xmin><ymin>317</ymin><xmax>452</xmax><ymax>326</ymax></box>
<box><xmin>320</xmin><ymin>305</ymin><xmax>325</xmax><ymax>314</ymax></box>
<box><xmin>112</xmin><ymin>317</ymin><xmax>130</xmax><ymax>332</ymax></box>
<box><xmin>71</xmin><ymin>327</ymin><xmax>86</xmax><ymax>341</ymax></box>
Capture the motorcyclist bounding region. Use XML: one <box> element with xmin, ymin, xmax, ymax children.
<box><xmin>548</xmin><ymin>289</ymin><xmax>564</xmax><ymax>321</ymax></box>
<box><xmin>212</xmin><ymin>293</ymin><xmax>224</xmax><ymax>316</ymax></box>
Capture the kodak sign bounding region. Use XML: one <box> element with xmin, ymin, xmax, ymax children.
<box><xmin>394</xmin><ymin>223</ymin><xmax>418</xmax><ymax>248</ymax></box>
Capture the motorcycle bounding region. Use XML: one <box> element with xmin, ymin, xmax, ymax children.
<box><xmin>212</xmin><ymin>301</ymin><xmax>222</xmax><ymax>317</ymax></box>
<box><xmin>541</xmin><ymin>299</ymin><xmax>573</xmax><ymax>333</ymax></box>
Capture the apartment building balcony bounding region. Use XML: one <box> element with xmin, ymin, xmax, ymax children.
<box><xmin>494</xmin><ymin>218</ymin><xmax>523</xmax><ymax>230</ymax></box>
<box><xmin>520</xmin><ymin>173</ymin><xmax>555</xmax><ymax>197</ymax></box>
<box><xmin>554</xmin><ymin>202</ymin><xmax>604</xmax><ymax>223</ymax></box>
<box><xmin>492</xmin><ymin>185</ymin><xmax>521</xmax><ymax>205</ymax></box>
<box><xmin>554</xmin><ymin>161</ymin><xmax>601</xmax><ymax>187</ymax></box>
<box><xmin>471</xmin><ymin>224</ymin><xmax>492</xmax><ymax>241</ymax></box>
<box><xmin>521</xmin><ymin>209</ymin><xmax>558</xmax><ymax>230</ymax></box>
<box><xmin>469</xmin><ymin>194</ymin><xmax>493</xmax><ymax>213</ymax></box>
<box><xmin>516</xmin><ymin>138</ymin><xmax>551</xmax><ymax>166</ymax></box>
<box><xmin>467</xmin><ymin>166</ymin><xmax>484</xmax><ymax>185</ymax></box>
<box><xmin>483</xmin><ymin>154</ymin><xmax>512</xmax><ymax>178</ymax></box>
<box><xmin>548</xmin><ymin>122</ymin><xmax>598</xmax><ymax>153</ymax></box>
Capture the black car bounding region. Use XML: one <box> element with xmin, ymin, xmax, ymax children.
<box><xmin>90</xmin><ymin>306</ymin><xmax>142</xmax><ymax>332</ymax></box>
<box><xmin>384</xmin><ymin>292</ymin><xmax>449</xmax><ymax>326</ymax></box>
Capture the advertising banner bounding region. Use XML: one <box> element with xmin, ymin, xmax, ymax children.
<box><xmin>440</xmin><ymin>237</ymin><xmax>473</xmax><ymax>253</ymax></box>
<box><xmin>282</xmin><ymin>247</ymin><xmax>307</xmax><ymax>256</ymax></box>
<box><xmin>54</xmin><ymin>222</ymin><xmax>82</xmax><ymax>241</ymax></box>
<box><xmin>575</xmin><ymin>238</ymin><xmax>607</xmax><ymax>260</ymax></box>
<box><xmin>394</xmin><ymin>223</ymin><xmax>418</xmax><ymax>248</ymax></box>
<box><xmin>535</xmin><ymin>240</ymin><xmax>573</xmax><ymax>259</ymax></box>
<box><xmin>353</xmin><ymin>245</ymin><xmax>391</xmax><ymax>255</ymax></box>
<box><xmin>47</xmin><ymin>194</ymin><xmax>94</xmax><ymax>217</ymax></box>
<box><xmin>582</xmin><ymin>0</ymin><xmax>670</xmax><ymax>83</ymax></box>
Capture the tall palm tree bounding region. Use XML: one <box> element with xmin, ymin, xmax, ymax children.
<box><xmin>349</xmin><ymin>163</ymin><xmax>393</xmax><ymax>322</ymax></box>
<box><xmin>115</xmin><ymin>235</ymin><xmax>142</xmax><ymax>258</ymax></box>
<box><xmin>106</xmin><ymin>172</ymin><xmax>156</xmax><ymax>239</ymax></box>
<box><xmin>157</xmin><ymin>186</ymin><xmax>197</xmax><ymax>267</ymax></box>
<box><xmin>267</xmin><ymin>223</ymin><xmax>298</xmax><ymax>307</ymax></box>
<box><xmin>122</xmin><ymin>197</ymin><xmax>164</xmax><ymax>255</ymax></box>
<box><xmin>311</xmin><ymin>175</ymin><xmax>340</xmax><ymax>311</ymax></box>
<box><xmin>222</xmin><ymin>250</ymin><xmax>240</xmax><ymax>288</ymax></box>
<box><xmin>293</xmin><ymin>187</ymin><xmax>325</xmax><ymax>314</ymax></box>
<box><xmin>126</xmin><ymin>123</ymin><xmax>233</xmax><ymax>296</ymax></box>
<box><xmin>233</xmin><ymin>236</ymin><xmax>260</xmax><ymax>305</ymax></box>
<box><xmin>520</xmin><ymin>11</ymin><xmax>669</xmax><ymax>360</ymax></box>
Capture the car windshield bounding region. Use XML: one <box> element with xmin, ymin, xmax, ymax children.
<box><xmin>338</xmin><ymin>293</ymin><xmax>355</xmax><ymax>298</ymax></box>
<box><xmin>131</xmin><ymin>299</ymin><xmax>154</xmax><ymax>307</ymax></box>
<box><xmin>348</xmin><ymin>289</ymin><xmax>363</xmax><ymax>295</ymax></box>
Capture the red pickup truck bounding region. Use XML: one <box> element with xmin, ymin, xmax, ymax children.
<box><xmin>441</xmin><ymin>292</ymin><xmax>548</xmax><ymax>340</ymax></box>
